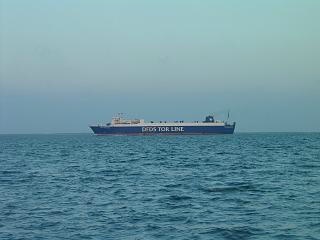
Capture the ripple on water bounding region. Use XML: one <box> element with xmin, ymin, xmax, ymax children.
<box><xmin>0</xmin><ymin>133</ymin><xmax>319</xmax><ymax>240</ymax></box>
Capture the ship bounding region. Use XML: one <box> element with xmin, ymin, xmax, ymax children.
<box><xmin>89</xmin><ymin>114</ymin><xmax>236</xmax><ymax>135</ymax></box>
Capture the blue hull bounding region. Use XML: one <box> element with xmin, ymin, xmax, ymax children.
<box><xmin>90</xmin><ymin>124</ymin><xmax>235</xmax><ymax>135</ymax></box>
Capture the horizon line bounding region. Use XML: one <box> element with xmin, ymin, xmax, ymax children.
<box><xmin>0</xmin><ymin>131</ymin><xmax>319</xmax><ymax>135</ymax></box>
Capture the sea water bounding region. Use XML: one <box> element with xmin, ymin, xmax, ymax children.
<box><xmin>0</xmin><ymin>133</ymin><xmax>319</xmax><ymax>240</ymax></box>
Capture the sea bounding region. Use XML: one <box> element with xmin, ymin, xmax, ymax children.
<box><xmin>0</xmin><ymin>133</ymin><xmax>319</xmax><ymax>240</ymax></box>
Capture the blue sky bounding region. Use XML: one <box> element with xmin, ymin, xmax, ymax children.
<box><xmin>1</xmin><ymin>0</ymin><xmax>319</xmax><ymax>133</ymax></box>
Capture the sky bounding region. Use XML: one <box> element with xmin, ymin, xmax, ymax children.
<box><xmin>0</xmin><ymin>0</ymin><xmax>319</xmax><ymax>133</ymax></box>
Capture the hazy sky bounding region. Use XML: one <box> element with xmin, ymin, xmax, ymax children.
<box><xmin>1</xmin><ymin>0</ymin><xmax>319</xmax><ymax>133</ymax></box>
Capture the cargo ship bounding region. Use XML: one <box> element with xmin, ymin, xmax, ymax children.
<box><xmin>90</xmin><ymin>114</ymin><xmax>235</xmax><ymax>135</ymax></box>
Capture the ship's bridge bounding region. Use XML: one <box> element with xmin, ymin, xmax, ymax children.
<box><xmin>111</xmin><ymin>117</ymin><xmax>144</xmax><ymax>125</ymax></box>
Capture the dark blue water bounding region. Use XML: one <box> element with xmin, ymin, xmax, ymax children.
<box><xmin>1</xmin><ymin>133</ymin><xmax>319</xmax><ymax>240</ymax></box>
